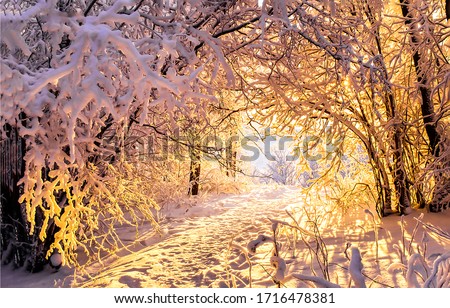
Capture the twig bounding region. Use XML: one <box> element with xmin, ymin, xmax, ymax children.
<box><xmin>400</xmin><ymin>215</ymin><xmax>406</xmax><ymax>264</ymax></box>
<box><xmin>408</xmin><ymin>213</ymin><xmax>423</xmax><ymax>255</ymax></box>
<box><xmin>414</xmin><ymin>217</ymin><xmax>450</xmax><ymax>241</ymax></box>
<box><xmin>230</xmin><ymin>242</ymin><xmax>253</xmax><ymax>288</ymax></box>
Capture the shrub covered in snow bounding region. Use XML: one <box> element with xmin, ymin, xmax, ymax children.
<box><xmin>0</xmin><ymin>0</ymin><xmax>242</xmax><ymax>270</ymax></box>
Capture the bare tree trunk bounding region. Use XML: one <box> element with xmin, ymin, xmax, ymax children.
<box><xmin>225</xmin><ymin>137</ymin><xmax>237</xmax><ymax>178</ymax></box>
<box><xmin>387</xmin><ymin>93</ymin><xmax>412</xmax><ymax>214</ymax></box>
<box><xmin>188</xmin><ymin>147</ymin><xmax>201</xmax><ymax>196</ymax></box>
<box><xmin>400</xmin><ymin>0</ymin><xmax>441</xmax><ymax>156</ymax></box>
<box><xmin>364</xmin><ymin>3</ymin><xmax>412</xmax><ymax>214</ymax></box>
<box><xmin>392</xmin><ymin>131</ymin><xmax>412</xmax><ymax>214</ymax></box>
<box><xmin>400</xmin><ymin>0</ymin><xmax>444</xmax><ymax>212</ymax></box>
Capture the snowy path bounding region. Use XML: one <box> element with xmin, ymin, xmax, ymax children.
<box><xmin>78</xmin><ymin>187</ymin><xmax>298</xmax><ymax>287</ymax></box>
<box><xmin>2</xmin><ymin>185</ymin><xmax>449</xmax><ymax>288</ymax></box>
<box><xmin>78</xmin><ymin>186</ymin><xmax>301</xmax><ymax>288</ymax></box>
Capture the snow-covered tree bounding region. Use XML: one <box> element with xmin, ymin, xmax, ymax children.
<box><xmin>261</xmin><ymin>150</ymin><xmax>298</xmax><ymax>185</ymax></box>
<box><xmin>0</xmin><ymin>0</ymin><xmax>248</xmax><ymax>270</ymax></box>
<box><xmin>229</xmin><ymin>0</ymin><xmax>449</xmax><ymax>216</ymax></box>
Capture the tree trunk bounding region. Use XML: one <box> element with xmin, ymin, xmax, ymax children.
<box><xmin>188</xmin><ymin>147</ymin><xmax>201</xmax><ymax>196</ymax></box>
<box><xmin>392</xmin><ymin>139</ymin><xmax>412</xmax><ymax>215</ymax></box>
<box><xmin>369</xmin><ymin>148</ymin><xmax>393</xmax><ymax>217</ymax></box>
<box><xmin>400</xmin><ymin>0</ymin><xmax>441</xmax><ymax>156</ymax></box>
<box><xmin>365</xmin><ymin>2</ymin><xmax>412</xmax><ymax>214</ymax></box>
<box><xmin>388</xmin><ymin>94</ymin><xmax>412</xmax><ymax>215</ymax></box>
<box><xmin>400</xmin><ymin>0</ymin><xmax>445</xmax><ymax>212</ymax></box>
<box><xmin>225</xmin><ymin>137</ymin><xmax>237</xmax><ymax>178</ymax></box>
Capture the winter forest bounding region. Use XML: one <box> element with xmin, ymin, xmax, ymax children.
<box><xmin>1</xmin><ymin>0</ymin><xmax>449</xmax><ymax>289</ymax></box>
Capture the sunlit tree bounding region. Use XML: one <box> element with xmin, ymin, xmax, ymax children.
<box><xmin>0</xmin><ymin>0</ymin><xmax>246</xmax><ymax>271</ymax></box>
<box><xmin>228</xmin><ymin>0</ymin><xmax>449</xmax><ymax>216</ymax></box>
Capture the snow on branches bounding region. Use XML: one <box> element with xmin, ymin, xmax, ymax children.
<box><xmin>0</xmin><ymin>0</ymin><xmax>233</xmax><ymax>266</ymax></box>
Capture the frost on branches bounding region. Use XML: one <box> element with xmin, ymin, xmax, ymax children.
<box><xmin>0</xmin><ymin>0</ymin><xmax>233</xmax><ymax>271</ymax></box>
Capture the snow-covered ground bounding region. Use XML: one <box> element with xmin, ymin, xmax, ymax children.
<box><xmin>1</xmin><ymin>185</ymin><xmax>449</xmax><ymax>288</ymax></box>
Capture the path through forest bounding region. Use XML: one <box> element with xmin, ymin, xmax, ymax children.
<box><xmin>3</xmin><ymin>184</ymin><xmax>448</xmax><ymax>288</ymax></box>
<box><xmin>78</xmin><ymin>185</ymin><xmax>302</xmax><ymax>288</ymax></box>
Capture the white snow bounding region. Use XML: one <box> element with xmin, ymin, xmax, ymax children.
<box><xmin>1</xmin><ymin>184</ymin><xmax>449</xmax><ymax>288</ymax></box>
<box><xmin>50</xmin><ymin>253</ymin><xmax>62</xmax><ymax>268</ymax></box>
<box><xmin>349</xmin><ymin>247</ymin><xmax>366</xmax><ymax>288</ymax></box>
